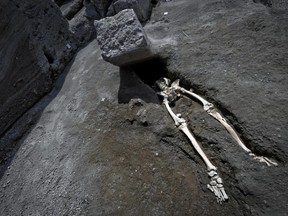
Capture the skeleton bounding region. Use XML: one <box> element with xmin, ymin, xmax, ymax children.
<box><xmin>156</xmin><ymin>77</ymin><xmax>278</xmax><ymax>203</ymax></box>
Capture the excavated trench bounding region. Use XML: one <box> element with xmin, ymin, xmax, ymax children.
<box><xmin>126</xmin><ymin>57</ymin><xmax>281</xmax><ymax>163</ymax></box>
<box><xmin>119</xmin><ymin>56</ymin><xmax>282</xmax><ymax>213</ymax></box>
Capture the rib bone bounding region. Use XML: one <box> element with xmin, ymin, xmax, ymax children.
<box><xmin>162</xmin><ymin>94</ymin><xmax>228</xmax><ymax>203</ymax></box>
<box><xmin>169</xmin><ymin>79</ymin><xmax>278</xmax><ymax>166</ymax></box>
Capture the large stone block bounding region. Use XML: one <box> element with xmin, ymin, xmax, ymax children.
<box><xmin>69</xmin><ymin>8</ymin><xmax>96</xmax><ymax>45</ymax></box>
<box><xmin>95</xmin><ymin>9</ymin><xmax>153</xmax><ymax>66</ymax></box>
<box><xmin>84</xmin><ymin>0</ymin><xmax>113</xmax><ymax>18</ymax></box>
<box><xmin>83</xmin><ymin>0</ymin><xmax>101</xmax><ymax>19</ymax></box>
<box><xmin>107</xmin><ymin>0</ymin><xmax>152</xmax><ymax>22</ymax></box>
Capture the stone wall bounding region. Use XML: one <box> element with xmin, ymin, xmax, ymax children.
<box><xmin>0</xmin><ymin>0</ymin><xmax>77</xmax><ymax>136</ymax></box>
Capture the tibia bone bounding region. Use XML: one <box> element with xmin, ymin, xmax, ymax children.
<box><xmin>176</xmin><ymin>86</ymin><xmax>251</xmax><ymax>152</ymax></box>
<box><xmin>207</xmin><ymin>109</ymin><xmax>251</xmax><ymax>153</ymax></box>
<box><xmin>163</xmin><ymin>95</ymin><xmax>217</xmax><ymax>171</ymax></box>
<box><xmin>179</xmin><ymin>123</ymin><xmax>217</xmax><ymax>171</ymax></box>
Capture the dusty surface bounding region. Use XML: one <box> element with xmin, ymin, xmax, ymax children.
<box><xmin>0</xmin><ymin>0</ymin><xmax>77</xmax><ymax>136</ymax></box>
<box><xmin>0</xmin><ymin>39</ymin><xmax>241</xmax><ymax>216</ymax></box>
<box><xmin>1</xmin><ymin>0</ymin><xmax>288</xmax><ymax>215</ymax></box>
<box><xmin>145</xmin><ymin>0</ymin><xmax>288</xmax><ymax>214</ymax></box>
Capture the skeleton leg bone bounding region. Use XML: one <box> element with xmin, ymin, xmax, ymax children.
<box><xmin>163</xmin><ymin>97</ymin><xmax>185</xmax><ymax>127</ymax></box>
<box><xmin>162</xmin><ymin>94</ymin><xmax>228</xmax><ymax>203</ymax></box>
<box><xmin>170</xmin><ymin>79</ymin><xmax>278</xmax><ymax>166</ymax></box>
<box><xmin>179</xmin><ymin>122</ymin><xmax>217</xmax><ymax>171</ymax></box>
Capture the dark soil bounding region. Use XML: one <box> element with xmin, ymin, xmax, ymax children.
<box><xmin>0</xmin><ymin>0</ymin><xmax>288</xmax><ymax>215</ymax></box>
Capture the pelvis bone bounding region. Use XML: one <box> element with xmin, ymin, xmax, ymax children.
<box><xmin>156</xmin><ymin>77</ymin><xmax>278</xmax><ymax>203</ymax></box>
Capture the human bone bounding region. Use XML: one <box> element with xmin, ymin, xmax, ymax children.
<box><xmin>156</xmin><ymin>77</ymin><xmax>280</xmax><ymax>203</ymax></box>
<box><xmin>161</xmin><ymin>78</ymin><xmax>278</xmax><ymax>166</ymax></box>
<box><xmin>161</xmin><ymin>93</ymin><xmax>228</xmax><ymax>203</ymax></box>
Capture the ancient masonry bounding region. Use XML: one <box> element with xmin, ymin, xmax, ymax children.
<box><xmin>95</xmin><ymin>9</ymin><xmax>154</xmax><ymax>66</ymax></box>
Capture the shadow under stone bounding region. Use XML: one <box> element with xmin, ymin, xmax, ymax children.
<box><xmin>118</xmin><ymin>67</ymin><xmax>160</xmax><ymax>104</ymax></box>
<box><xmin>118</xmin><ymin>57</ymin><xmax>168</xmax><ymax>104</ymax></box>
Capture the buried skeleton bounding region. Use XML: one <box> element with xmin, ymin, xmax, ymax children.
<box><xmin>155</xmin><ymin>77</ymin><xmax>278</xmax><ymax>203</ymax></box>
<box><xmin>95</xmin><ymin>8</ymin><xmax>279</xmax><ymax>204</ymax></box>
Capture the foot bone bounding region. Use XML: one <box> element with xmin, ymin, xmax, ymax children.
<box><xmin>161</xmin><ymin>93</ymin><xmax>228</xmax><ymax>202</ymax></box>
<box><xmin>249</xmin><ymin>153</ymin><xmax>278</xmax><ymax>166</ymax></box>
<box><xmin>207</xmin><ymin>170</ymin><xmax>229</xmax><ymax>204</ymax></box>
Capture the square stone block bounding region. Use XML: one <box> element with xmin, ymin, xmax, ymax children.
<box><xmin>95</xmin><ymin>9</ymin><xmax>153</xmax><ymax>66</ymax></box>
<box><xmin>112</xmin><ymin>0</ymin><xmax>152</xmax><ymax>22</ymax></box>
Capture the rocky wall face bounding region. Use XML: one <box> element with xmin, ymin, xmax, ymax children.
<box><xmin>107</xmin><ymin>0</ymin><xmax>153</xmax><ymax>22</ymax></box>
<box><xmin>0</xmin><ymin>0</ymin><xmax>77</xmax><ymax>136</ymax></box>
